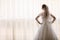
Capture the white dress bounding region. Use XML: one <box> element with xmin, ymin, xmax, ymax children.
<box><xmin>35</xmin><ymin>14</ymin><xmax>58</xmax><ymax>40</ymax></box>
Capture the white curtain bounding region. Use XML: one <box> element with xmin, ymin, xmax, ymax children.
<box><xmin>0</xmin><ymin>0</ymin><xmax>60</xmax><ymax>40</ymax></box>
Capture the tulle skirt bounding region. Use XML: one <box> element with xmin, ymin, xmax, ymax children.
<box><xmin>34</xmin><ymin>23</ymin><xmax>58</xmax><ymax>40</ymax></box>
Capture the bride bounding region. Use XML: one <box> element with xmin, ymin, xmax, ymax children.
<box><xmin>35</xmin><ymin>4</ymin><xmax>58</xmax><ymax>40</ymax></box>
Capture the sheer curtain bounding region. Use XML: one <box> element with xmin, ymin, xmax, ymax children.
<box><xmin>0</xmin><ymin>0</ymin><xmax>60</xmax><ymax>40</ymax></box>
<box><xmin>0</xmin><ymin>0</ymin><xmax>17</xmax><ymax>40</ymax></box>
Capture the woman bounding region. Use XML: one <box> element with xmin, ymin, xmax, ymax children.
<box><xmin>35</xmin><ymin>4</ymin><xmax>58</xmax><ymax>40</ymax></box>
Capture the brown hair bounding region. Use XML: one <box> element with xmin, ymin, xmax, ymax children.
<box><xmin>42</xmin><ymin>4</ymin><xmax>49</xmax><ymax>17</ymax></box>
<box><xmin>42</xmin><ymin>4</ymin><xmax>47</xmax><ymax>9</ymax></box>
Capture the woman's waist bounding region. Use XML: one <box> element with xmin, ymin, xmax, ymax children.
<box><xmin>42</xmin><ymin>21</ymin><xmax>51</xmax><ymax>24</ymax></box>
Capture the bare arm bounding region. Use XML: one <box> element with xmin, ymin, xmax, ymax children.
<box><xmin>51</xmin><ymin>14</ymin><xmax>56</xmax><ymax>23</ymax></box>
<box><xmin>35</xmin><ymin>14</ymin><xmax>42</xmax><ymax>24</ymax></box>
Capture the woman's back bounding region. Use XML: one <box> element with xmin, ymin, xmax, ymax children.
<box><xmin>42</xmin><ymin>13</ymin><xmax>51</xmax><ymax>24</ymax></box>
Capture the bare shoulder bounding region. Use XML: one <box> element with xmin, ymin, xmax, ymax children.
<box><xmin>39</xmin><ymin>12</ymin><xmax>44</xmax><ymax>16</ymax></box>
<box><xmin>49</xmin><ymin>13</ymin><xmax>52</xmax><ymax>15</ymax></box>
<box><xmin>49</xmin><ymin>13</ymin><xmax>54</xmax><ymax>15</ymax></box>
<box><xmin>49</xmin><ymin>13</ymin><xmax>54</xmax><ymax>16</ymax></box>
